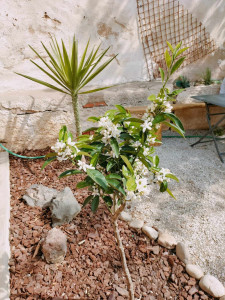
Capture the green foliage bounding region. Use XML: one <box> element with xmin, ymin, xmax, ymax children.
<box><xmin>174</xmin><ymin>76</ymin><xmax>190</xmax><ymax>89</ymax></box>
<box><xmin>43</xmin><ymin>41</ymin><xmax>187</xmax><ymax>215</ymax></box>
<box><xmin>202</xmin><ymin>68</ymin><xmax>213</xmax><ymax>85</ymax></box>
<box><xmin>16</xmin><ymin>36</ymin><xmax>116</xmax><ymax>135</ymax></box>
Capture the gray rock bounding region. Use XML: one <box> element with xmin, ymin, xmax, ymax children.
<box><xmin>186</xmin><ymin>264</ymin><xmax>204</xmax><ymax>280</ymax></box>
<box><xmin>199</xmin><ymin>275</ymin><xmax>225</xmax><ymax>298</ymax></box>
<box><xmin>42</xmin><ymin>228</ymin><xmax>67</xmax><ymax>264</ymax></box>
<box><xmin>176</xmin><ymin>242</ymin><xmax>190</xmax><ymax>264</ymax></box>
<box><xmin>23</xmin><ymin>184</ymin><xmax>58</xmax><ymax>208</ymax></box>
<box><xmin>158</xmin><ymin>232</ymin><xmax>177</xmax><ymax>249</ymax></box>
<box><xmin>119</xmin><ymin>211</ymin><xmax>132</xmax><ymax>222</ymax></box>
<box><xmin>50</xmin><ymin>187</ymin><xmax>81</xmax><ymax>227</ymax></box>
<box><xmin>129</xmin><ymin>219</ymin><xmax>144</xmax><ymax>229</ymax></box>
<box><xmin>142</xmin><ymin>225</ymin><xmax>158</xmax><ymax>240</ymax></box>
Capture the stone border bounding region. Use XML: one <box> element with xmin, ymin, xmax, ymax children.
<box><xmin>0</xmin><ymin>152</ymin><xmax>10</xmax><ymax>300</ymax></box>
<box><xmin>120</xmin><ymin>211</ymin><xmax>225</xmax><ymax>299</ymax></box>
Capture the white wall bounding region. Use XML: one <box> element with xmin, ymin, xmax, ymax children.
<box><xmin>0</xmin><ymin>0</ymin><xmax>147</xmax><ymax>92</ymax></box>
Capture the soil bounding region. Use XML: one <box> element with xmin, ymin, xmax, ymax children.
<box><xmin>9</xmin><ymin>149</ymin><xmax>215</xmax><ymax>300</ymax></box>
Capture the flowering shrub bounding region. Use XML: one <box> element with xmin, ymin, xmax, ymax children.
<box><xmin>43</xmin><ymin>41</ymin><xmax>187</xmax><ymax>300</ymax></box>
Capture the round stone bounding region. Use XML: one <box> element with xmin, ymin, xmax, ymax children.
<box><xmin>158</xmin><ymin>232</ymin><xmax>177</xmax><ymax>249</ymax></box>
<box><xmin>129</xmin><ymin>219</ymin><xmax>144</xmax><ymax>229</ymax></box>
<box><xmin>176</xmin><ymin>242</ymin><xmax>190</xmax><ymax>264</ymax></box>
<box><xmin>142</xmin><ymin>225</ymin><xmax>158</xmax><ymax>240</ymax></box>
<box><xmin>119</xmin><ymin>211</ymin><xmax>132</xmax><ymax>222</ymax></box>
<box><xmin>186</xmin><ymin>264</ymin><xmax>204</xmax><ymax>280</ymax></box>
<box><xmin>199</xmin><ymin>275</ymin><xmax>225</xmax><ymax>298</ymax></box>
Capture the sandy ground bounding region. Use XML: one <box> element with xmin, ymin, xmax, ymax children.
<box><xmin>128</xmin><ymin>130</ymin><xmax>225</xmax><ymax>285</ymax></box>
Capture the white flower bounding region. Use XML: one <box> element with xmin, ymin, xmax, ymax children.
<box><xmin>98</xmin><ymin>116</ymin><xmax>121</xmax><ymax>144</ymax></box>
<box><xmin>164</xmin><ymin>102</ymin><xmax>173</xmax><ymax>113</ymax></box>
<box><xmin>77</xmin><ymin>160</ymin><xmax>95</xmax><ymax>172</ymax></box>
<box><xmin>67</xmin><ymin>137</ymin><xmax>76</xmax><ymax>146</ymax></box>
<box><xmin>147</xmin><ymin>102</ymin><xmax>158</xmax><ymax>114</ymax></box>
<box><xmin>51</xmin><ymin>140</ymin><xmax>66</xmax><ymax>152</ymax></box>
<box><xmin>155</xmin><ymin>168</ymin><xmax>171</xmax><ymax>183</ymax></box>
<box><xmin>141</xmin><ymin>119</ymin><xmax>153</xmax><ymax>132</ymax></box>
<box><xmin>89</xmin><ymin>135</ymin><xmax>94</xmax><ymax>140</ymax></box>
<box><xmin>133</xmin><ymin>140</ymin><xmax>142</xmax><ymax>149</ymax></box>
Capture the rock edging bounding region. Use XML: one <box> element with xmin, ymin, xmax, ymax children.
<box><xmin>119</xmin><ymin>211</ymin><xmax>225</xmax><ymax>299</ymax></box>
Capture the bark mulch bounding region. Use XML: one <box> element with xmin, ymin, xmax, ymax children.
<box><xmin>9</xmin><ymin>149</ymin><xmax>214</xmax><ymax>300</ymax></box>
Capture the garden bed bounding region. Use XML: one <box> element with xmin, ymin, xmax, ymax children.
<box><xmin>9</xmin><ymin>150</ymin><xmax>215</xmax><ymax>299</ymax></box>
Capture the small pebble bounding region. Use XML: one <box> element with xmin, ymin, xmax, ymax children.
<box><xmin>129</xmin><ymin>219</ymin><xmax>144</xmax><ymax>229</ymax></box>
<box><xmin>142</xmin><ymin>225</ymin><xmax>158</xmax><ymax>240</ymax></box>
<box><xmin>158</xmin><ymin>232</ymin><xmax>177</xmax><ymax>249</ymax></box>
<box><xmin>186</xmin><ymin>264</ymin><xmax>204</xmax><ymax>280</ymax></box>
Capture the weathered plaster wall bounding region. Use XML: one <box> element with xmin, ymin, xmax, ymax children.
<box><xmin>0</xmin><ymin>0</ymin><xmax>147</xmax><ymax>92</ymax></box>
<box><xmin>173</xmin><ymin>0</ymin><xmax>225</xmax><ymax>81</ymax></box>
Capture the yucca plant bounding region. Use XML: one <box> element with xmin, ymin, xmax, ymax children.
<box><xmin>16</xmin><ymin>36</ymin><xmax>117</xmax><ymax>136</ymax></box>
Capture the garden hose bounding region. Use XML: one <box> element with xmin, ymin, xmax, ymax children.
<box><xmin>0</xmin><ymin>142</ymin><xmax>45</xmax><ymax>159</ymax></box>
<box><xmin>0</xmin><ymin>135</ymin><xmax>214</xmax><ymax>160</ymax></box>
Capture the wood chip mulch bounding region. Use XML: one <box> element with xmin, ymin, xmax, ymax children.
<box><xmin>9</xmin><ymin>149</ymin><xmax>215</xmax><ymax>300</ymax></box>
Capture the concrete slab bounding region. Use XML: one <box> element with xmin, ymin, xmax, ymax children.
<box><xmin>0</xmin><ymin>152</ymin><xmax>10</xmax><ymax>300</ymax></box>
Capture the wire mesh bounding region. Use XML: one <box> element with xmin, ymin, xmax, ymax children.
<box><xmin>137</xmin><ymin>0</ymin><xmax>216</xmax><ymax>79</ymax></box>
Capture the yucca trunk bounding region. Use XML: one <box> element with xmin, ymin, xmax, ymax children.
<box><xmin>72</xmin><ymin>94</ymin><xmax>81</xmax><ymax>136</ymax></box>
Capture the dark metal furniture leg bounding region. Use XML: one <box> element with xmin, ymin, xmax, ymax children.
<box><xmin>205</xmin><ymin>104</ymin><xmax>224</xmax><ymax>163</ymax></box>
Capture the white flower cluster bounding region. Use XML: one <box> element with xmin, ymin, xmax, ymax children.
<box><xmin>51</xmin><ymin>137</ymin><xmax>78</xmax><ymax>162</ymax></box>
<box><xmin>155</xmin><ymin>168</ymin><xmax>171</xmax><ymax>183</ymax></box>
<box><xmin>98</xmin><ymin>116</ymin><xmax>121</xmax><ymax>144</ymax></box>
<box><xmin>145</xmin><ymin>95</ymin><xmax>173</xmax><ymax>116</ymax></box>
<box><xmin>126</xmin><ymin>159</ymin><xmax>153</xmax><ymax>202</ymax></box>
<box><xmin>77</xmin><ymin>160</ymin><xmax>95</xmax><ymax>172</ymax></box>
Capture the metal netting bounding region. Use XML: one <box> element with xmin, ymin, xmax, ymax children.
<box><xmin>137</xmin><ymin>0</ymin><xmax>216</xmax><ymax>79</ymax></box>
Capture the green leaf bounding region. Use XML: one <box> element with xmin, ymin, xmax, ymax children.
<box><xmin>159</xmin><ymin>67</ymin><xmax>165</xmax><ymax>82</ymax></box>
<box><xmin>163</xmin><ymin>121</ymin><xmax>185</xmax><ymax>137</ymax></box>
<box><xmin>163</xmin><ymin>113</ymin><xmax>184</xmax><ymax>131</ymax></box>
<box><xmin>102</xmin><ymin>195</ymin><xmax>113</xmax><ymax>207</ymax></box>
<box><xmin>165</xmin><ymin>49</ymin><xmax>172</xmax><ymax>69</ymax></box>
<box><xmin>166</xmin><ymin>41</ymin><xmax>174</xmax><ymax>53</ymax></box>
<box><xmin>110</xmin><ymin>137</ymin><xmax>119</xmax><ymax>158</ymax></box>
<box><xmin>153</xmin><ymin>155</ymin><xmax>159</xmax><ymax>167</ymax></box>
<box><xmin>41</xmin><ymin>157</ymin><xmax>56</xmax><ymax>170</ymax></box>
<box><xmin>171</xmin><ymin>57</ymin><xmax>185</xmax><ymax>75</ymax></box>
<box><xmin>160</xmin><ymin>180</ymin><xmax>168</xmax><ymax>192</ymax></box>
<box><xmin>90</xmin><ymin>153</ymin><xmax>99</xmax><ymax>167</ymax></box>
<box><xmin>166</xmin><ymin>188</ymin><xmax>176</xmax><ymax>199</ymax></box>
<box><xmin>152</xmin><ymin>114</ymin><xmax>165</xmax><ymax>125</ymax></box>
<box><xmin>76</xmin><ymin>179</ymin><xmax>93</xmax><ymax>189</ymax></box>
<box><xmin>166</xmin><ymin>173</ymin><xmax>179</xmax><ymax>182</ymax></box>
<box><xmin>83</xmin><ymin>195</ymin><xmax>93</xmax><ymax>207</ymax></box>
<box><xmin>87</xmin><ymin>116</ymin><xmax>100</xmax><ymax>122</ymax></box>
<box><xmin>115</xmin><ymin>104</ymin><xmax>127</xmax><ymax>114</ymax></box>
<box><xmin>15</xmin><ymin>73</ymin><xmax>70</xmax><ymax>95</ymax></box>
<box><xmin>125</xmin><ymin>117</ymin><xmax>144</xmax><ymax>124</ymax></box>
<box><xmin>91</xmin><ymin>195</ymin><xmax>100</xmax><ymax>213</ymax></box>
<box><xmin>106</xmin><ymin>173</ymin><xmax>122</xmax><ymax>180</ymax></box>
<box><xmin>148</xmin><ymin>94</ymin><xmax>156</xmax><ymax>101</ymax></box>
<box><xmin>106</xmin><ymin>160</ymin><xmax>116</xmax><ymax>172</ymax></box>
<box><xmin>126</xmin><ymin>177</ymin><xmax>137</xmax><ymax>191</ymax></box>
<box><xmin>45</xmin><ymin>152</ymin><xmax>57</xmax><ymax>158</ymax></box>
<box><xmin>120</xmin><ymin>133</ymin><xmax>133</xmax><ymax>140</ymax></box>
<box><xmin>106</xmin><ymin>178</ymin><xmax>126</xmax><ymax>195</ymax></box>
<box><xmin>59</xmin><ymin>169</ymin><xmax>82</xmax><ymax>178</ymax></box>
<box><xmin>120</xmin><ymin>155</ymin><xmax>134</xmax><ymax>175</ymax></box>
<box><xmin>122</xmin><ymin>165</ymin><xmax>130</xmax><ymax>178</ymax></box>
<box><xmin>175</xmin><ymin>47</ymin><xmax>188</xmax><ymax>58</ymax></box>
<box><xmin>79</xmin><ymin>85</ymin><xmax>114</xmax><ymax>94</ymax></box>
<box><xmin>175</xmin><ymin>41</ymin><xmax>182</xmax><ymax>52</ymax></box>
<box><xmin>86</xmin><ymin>169</ymin><xmax>108</xmax><ymax>190</ymax></box>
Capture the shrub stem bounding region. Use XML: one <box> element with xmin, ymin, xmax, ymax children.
<box><xmin>72</xmin><ymin>94</ymin><xmax>81</xmax><ymax>136</ymax></box>
<box><xmin>112</xmin><ymin>214</ymin><xmax>134</xmax><ymax>300</ymax></box>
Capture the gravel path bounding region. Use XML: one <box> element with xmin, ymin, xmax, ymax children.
<box><xmin>128</xmin><ymin>131</ymin><xmax>225</xmax><ymax>285</ymax></box>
